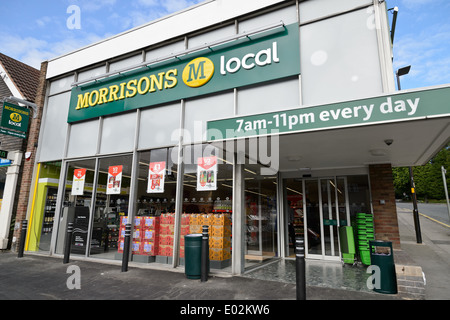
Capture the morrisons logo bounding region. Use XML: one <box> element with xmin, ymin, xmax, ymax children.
<box><xmin>182</xmin><ymin>57</ymin><xmax>215</xmax><ymax>88</ymax></box>
<box><xmin>75</xmin><ymin>69</ymin><xmax>178</xmax><ymax>110</ymax></box>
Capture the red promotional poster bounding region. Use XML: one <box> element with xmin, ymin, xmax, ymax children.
<box><xmin>147</xmin><ymin>161</ymin><xmax>165</xmax><ymax>193</ymax></box>
<box><xmin>107</xmin><ymin>165</ymin><xmax>123</xmax><ymax>195</ymax></box>
<box><xmin>72</xmin><ymin>168</ymin><xmax>87</xmax><ymax>195</ymax></box>
<box><xmin>197</xmin><ymin>156</ymin><xmax>217</xmax><ymax>191</ymax></box>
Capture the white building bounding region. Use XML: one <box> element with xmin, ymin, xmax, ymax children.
<box><xmin>22</xmin><ymin>0</ymin><xmax>450</xmax><ymax>277</ymax></box>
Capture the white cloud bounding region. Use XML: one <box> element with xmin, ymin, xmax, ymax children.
<box><xmin>36</xmin><ymin>16</ymin><xmax>52</xmax><ymax>28</ymax></box>
<box><xmin>0</xmin><ymin>31</ymin><xmax>104</xmax><ymax>69</ymax></box>
<box><xmin>0</xmin><ymin>0</ymin><xmax>204</xmax><ymax>69</ymax></box>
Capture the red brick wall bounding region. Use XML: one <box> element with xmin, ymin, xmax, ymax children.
<box><xmin>369</xmin><ymin>163</ymin><xmax>401</xmax><ymax>249</ymax></box>
<box><xmin>12</xmin><ymin>61</ymin><xmax>48</xmax><ymax>250</ymax></box>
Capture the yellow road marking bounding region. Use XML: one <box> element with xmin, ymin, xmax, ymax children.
<box><xmin>418</xmin><ymin>212</ymin><xmax>450</xmax><ymax>229</ymax></box>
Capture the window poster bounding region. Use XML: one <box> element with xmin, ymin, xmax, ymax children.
<box><xmin>147</xmin><ymin>161</ymin><xmax>166</xmax><ymax>193</ymax></box>
<box><xmin>197</xmin><ymin>156</ymin><xmax>217</xmax><ymax>191</ymax></box>
<box><xmin>107</xmin><ymin>165</ymin><xmax>123</xmax><ymax>195</ymax></box>
<box><xmin>72</xmin><ymin>168</ymin><xmax>87</xmax><ymax>196</ymax></box>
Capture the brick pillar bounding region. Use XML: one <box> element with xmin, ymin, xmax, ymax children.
<box><xmin>12</xmin><ymin>61</ymin><xmax>48</xmax><ymax>251</ymax></box>
<box><xmin>369</xmin><ymin>164</ymin><xmax>401</xmax><ymax>249</ymax></box>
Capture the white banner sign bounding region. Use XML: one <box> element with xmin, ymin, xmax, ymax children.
<box><xmin>107</xmin><ymin>165</ymin><xmax>122</xmax><ymax>195</ymax></box>
<box><xmin>72</xmin><ymin>168</ymin><xmax>87</xmax><ymax>196</ymax></box>
<box><xmin>197</xmin><ymin>156</ymin><xmax>217</xmax><ymax>191</ymax></box>
<box><xmin>147</xmin><ymin>161</ymin><xmax>166</xmax><ymax>193</ymax></box>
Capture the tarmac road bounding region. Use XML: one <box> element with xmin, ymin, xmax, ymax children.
<box><xmin>396</xmin><ymin>201</ymin><xmax>450</xmax><ymax>226</ymax></box>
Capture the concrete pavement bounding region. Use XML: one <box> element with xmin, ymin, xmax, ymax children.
<box><xmin>0</xmin><ymin>251</ymin><xmax>398</xmax><ymax>301</ymax></box>
<box><xmin>0</xmin><ymin>203</ymin><xmax>448</xmax><ymax>304</ymax></box>
<box><xmin>396</xmin><ymin>203</ymin><xmax>450</xmax><ymax>300</ymax></box>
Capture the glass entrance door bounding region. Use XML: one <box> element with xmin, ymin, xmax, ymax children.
<box><xmin>320</xmin><ymin>178</ymin><xmax>349</xmax><ymax>260</ymax></box>
<box><xmin>284</xmin><ymin>177</ymin><xmax>350</xmax><ymax>261</ymax></box>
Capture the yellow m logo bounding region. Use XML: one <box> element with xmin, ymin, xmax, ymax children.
<box><xmin>182</xmin><ymin>57</ymin><xmax>214</xmax><ymax>88</ymax></box>
<box><xmin>10</xmin><ymin>113</ymin><xmax>22</xmax><ymax>123</ymax></box>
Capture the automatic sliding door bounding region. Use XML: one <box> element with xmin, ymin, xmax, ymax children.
<box><xmin>244</xmin><ymin>166</ymin><xmax>278</xmax><ymax>268</ymax></box>
<box><xmin>321</xmin><ymin>178</ymin><xmax>345</xmax><ymax>259</ymax></box>
<box><xmin>304</xmin><ymin>178</ymin><xmax>349</xmax><ymax>260</ymax></box>
<box><xmin>321</xmin><ymin>179</ymin><xmax>337</xmax><ymax>257</ymax></box>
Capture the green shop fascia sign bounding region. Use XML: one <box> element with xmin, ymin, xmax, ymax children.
<box><xmin>68</xmin><ymin>23</ymin><xmax>300</xmax><ymax>123</ymax></box>
<box><xmin>206</xmin><ymin>86</ymin><xmax>450</xmax><ymax>141</ymax></box>
<box><xmin>0</xmin><ymin>102</ymin><xmax>30</xmax><ymax>139</ymax></box>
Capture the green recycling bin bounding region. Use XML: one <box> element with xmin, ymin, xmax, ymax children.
<box><xmin>369</xmin><ymin>240</ymin><xmax>397</xmax><ymax>294</ymax></box>
<box><xmin>185</xmin><ymin>234</ymin><xmax>202</xmax><ymax>279</ymax></box>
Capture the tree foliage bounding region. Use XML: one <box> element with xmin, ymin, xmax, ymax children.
<box><xmin>393</xmin><ymin>143</ymin><xmax>450</xmax><ymax>200</ymax></box>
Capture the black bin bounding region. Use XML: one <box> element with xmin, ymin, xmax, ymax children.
<box><xmin>184</xmin><ymin>234</ymin><xmax>202</xmax><ymax>279</ymax></box>
<box><xmin>369</xmin><ymin>240</ymin><xmax>397</xmax><ymax>294</ymax></box>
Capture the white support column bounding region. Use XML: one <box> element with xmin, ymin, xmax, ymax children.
<box><xmin>0</xmin><ymin>151</ymin><xmax>22</xmax><ymax>249</ymax></box>
<box><xmin>373</xmin><ymin>0</ymin><xmax>396</xmax><ymax>93</ymax></box>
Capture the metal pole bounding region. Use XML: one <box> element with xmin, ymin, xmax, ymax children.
<box><xmin>390</xmin><ymin>7</ymin><xmax>398</xmax><ymax>44</ymax></box>
<box><xmin>63</xmin><ymin>222</ymin><xmax>74</xmax><ymax>264</ymax></box>
<box><xmin>441</xmin><ymin>166</ymin><xmax>450</xmax><ymax>223</ymax></box>
<box><xmin>295</xmin><ymin>236</ymin><xmax>306</xmax><ymax>300</ymax></box>
<box><xmin>121</xmin><ymin>224</ymin><xmax>132</xmax><ymax>272</ymax></box>
<box><xmin>17</xmin><ymin>220</ymin><xmax>28</xmax><ymax>258</ymax></box>
<box><xmin>397</xmin><ymin>68</ymin><xmax>422</xmax><ymax>244</ymax></box>
<box><xmin>201</xmin><ymin>225</ymin><xmax>210</xmax><ymax>282</ymax></box>
<box><xmin>409</xmin><ymin>167</ymin><xmax>422</xmax><ymax>244</ymax></box>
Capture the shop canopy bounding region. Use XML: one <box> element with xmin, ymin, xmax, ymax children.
<box><xmin>207</xmin><ymin>84</ymin><xmax>450</xmax><ymax>170</ymax></box>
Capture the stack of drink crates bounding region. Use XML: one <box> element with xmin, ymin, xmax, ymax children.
<box><xmin>355</xmin><ymin>213</ymin><xmax>375</xmax><ymax>265</ymax></box>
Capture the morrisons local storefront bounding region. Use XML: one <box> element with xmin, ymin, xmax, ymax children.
<box><xmin>23</xmin><ymin>0</ymin><xmax>450</xmax><ymax>276</ymax></box>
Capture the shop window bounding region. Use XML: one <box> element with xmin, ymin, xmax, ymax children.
<box><xmin>346</xmin><ymin>175</ymin><xmax>371</xmax><ymax>219</ymax></box>
<box><xmin>131</xmin><ymin>148</ymin><xmax>178</xmax><ymax>263</ymax></box>
<box><xmin>55</xmin><ymin>159</ymin><xmax>96</xmax><ymax>255</ymax></box>
<box><xmin>86</xmin><ymin>155</ymin><xmax>133</xmax><ymax>259</ymax></box>
<box><xmin>129</xmin><ymin>145</ymin><xmax>233</xmax><ymax>270</ymax></box>
<box><xmin>181</xmin><ymin>144</ymin><xmax>233</xmax><ymax>270</ymax></box>
<box><xmin>244</xmin><ymin>164</ymin><xmax>278</xmax><ymax>269</ymax></box>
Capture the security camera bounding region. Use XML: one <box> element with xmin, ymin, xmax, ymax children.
<box><xmin>384</xmin><ymin>139</ymin><xmax>393</xmax><ymax>146</ymax></box>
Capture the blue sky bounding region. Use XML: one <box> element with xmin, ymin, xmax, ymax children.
<box><xmin>386</xmin><ymin>0</ymin><xmax>450</xmax><ymax>90</ymax></box>
<box><xmin>0</xmin><ymin>0</ymin><xmax>203</xmax><ymax>67</ymax></box>
<box><xmin>0</xmin><ymin>0</ymin><xmax>449</xmax><ymax>91</ymax></box>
